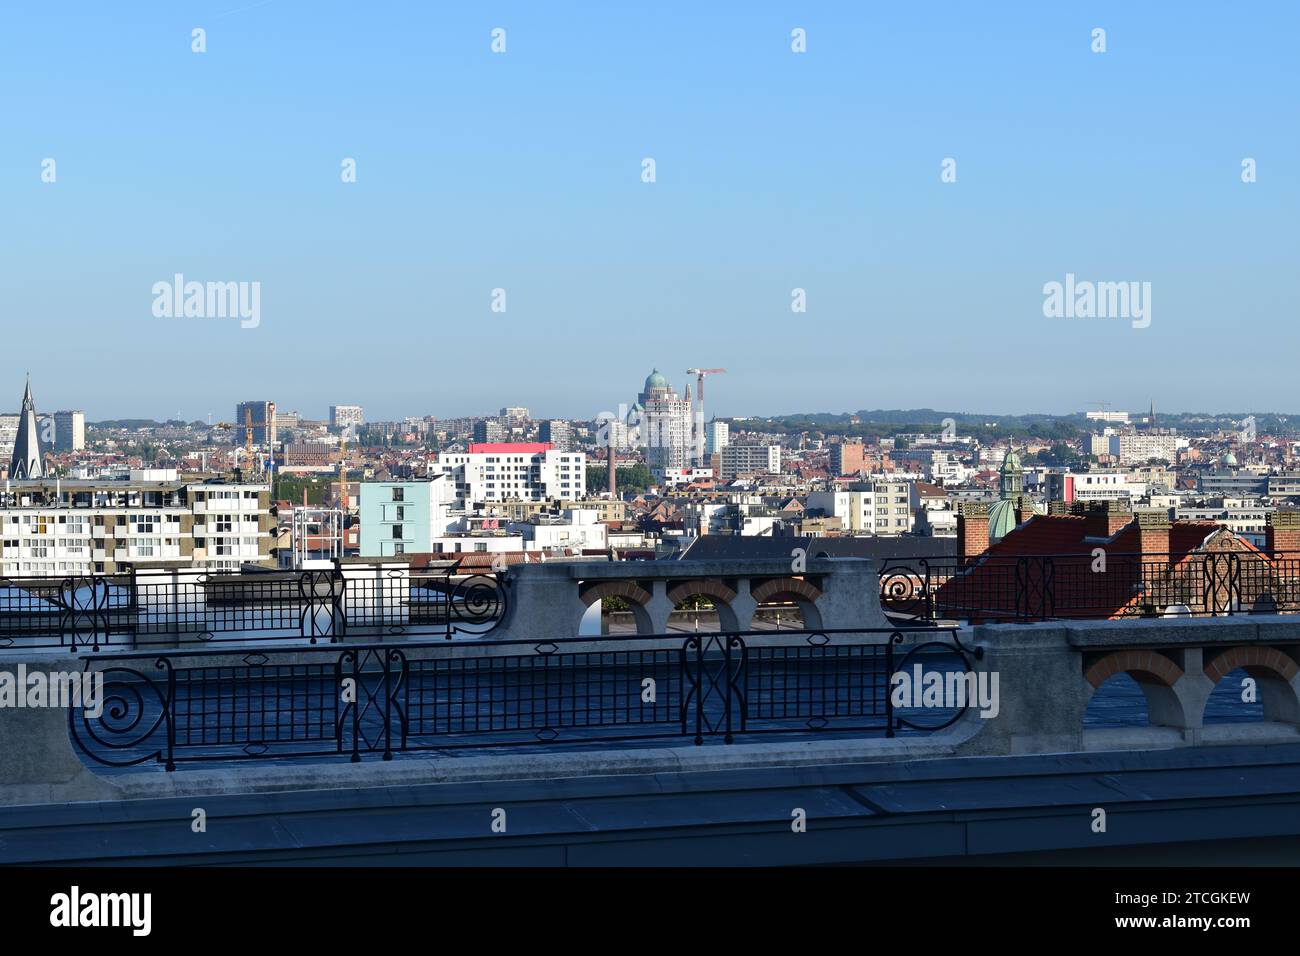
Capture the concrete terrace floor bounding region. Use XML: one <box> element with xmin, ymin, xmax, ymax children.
<box><xmin>7</xmin><ymin>744</ymin><xmax>1300</xmax><ymax>865</ymax></box>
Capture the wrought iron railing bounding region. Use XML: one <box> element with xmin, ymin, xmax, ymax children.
<box><xmin>67</xmin><ymin>627</ymin><xmax>975</xmax><ymax>770</ymax></box>
<box><xmin>879</xmin><ymin>550</ymin><xmax>1300</xmax><ymax>622</ymax></box>
<box><xmin>0</xmin><ymin>561</ymin><xmax>508</xmax><ymax>651</ymax></box>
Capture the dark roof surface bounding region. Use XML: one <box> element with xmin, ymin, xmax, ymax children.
<box><xmin>676</xmin><ymin>535</ymin><xmax>956</xmax><ymax>562</ymax></box>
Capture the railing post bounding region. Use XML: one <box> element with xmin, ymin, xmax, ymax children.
<box><xmin>885</xmin><ymin>633</ymin><xmax>896</xmax><ymax>738</ymax></box>
<box><xmin>170</xmin><ymin>568</ymin><xmax>181</xmax><ymax>642</ymax></box>
<box><xmin>163</xmin><ymin>659</ymin><xmax>176</xmax><ymax>771</ymax></box>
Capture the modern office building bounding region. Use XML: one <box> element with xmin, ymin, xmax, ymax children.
<box><xmin>52</xmin><ymin>410</ymin><xmax>86</xmax><ymax>452</ymax></box>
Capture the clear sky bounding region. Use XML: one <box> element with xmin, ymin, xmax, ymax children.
<box><xmin>2</xmin><ymin>1</ymin><xmax>1296</xmax><ymax>422</ymax></box>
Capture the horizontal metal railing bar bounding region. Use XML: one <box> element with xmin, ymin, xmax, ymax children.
<box><xmin>73</xmin><ymin>626</ymin><xmax>953</xmax><ymax>663</ymax></box>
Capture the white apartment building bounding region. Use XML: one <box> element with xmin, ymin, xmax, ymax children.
<box><xmin>642</xmin><ymin>397</ymin><xmax>695</xmax><ymax>476</ymax></box>
<box><xmin>434</xmin><ymin>442</ymin><xmax>586</xmax><ymax>504</ymax></box>
<box><xmin>806</xmin><ymin>490</ymin><xmax>875</xmax><ymax>532</ymax></box>
<box><xmin>661</xmin><ymin>467</ymin><xmax>715</xmax><ymax>487</ymax></box>
<box><xmin>1109</xmin><ymin>432</ymin><xmax>1186</xmax><ymax>465</ymax></box>
<box><xmin>329</xmin><ymin>405</ymin><xmax>364</xmax><ymax>431</ymax></box>
<box><xmin>706</xmin><ymin>420</ymin><xmax>729</xmax><ymax>456</ymax></box>
<box><xmin>0</xmin><ymin>471</ymin><xmax>271</xmax><ymax>576</ymax></box>
<box><xmin>1085</xmin><ymin>410</ymin><xmax>1131</xmax><ymax>424</ymax></box>
<box><xmin>511</xmin><ymin>508</ymin><xmax>608</xmax><ymax>552</ymax></box>
<box><xmin>929</xmin><ymin>451</ymin><xmax>973</xmax><ymax>485</ymax></box>
<box><xmin>0</xmin><ymin>413</ymin><xmax>18</xmax><ymax>466</ymax></box>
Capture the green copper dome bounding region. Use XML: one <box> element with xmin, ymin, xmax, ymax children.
<box><xmin>988</xmin><ymin>498</ymin><xmax>1019</xmax><ymax>543</ymax></box>
<box><xmin>644</xmin><ymin>368</ymin><xmax>668</xmax><ymax>391</ymax></box>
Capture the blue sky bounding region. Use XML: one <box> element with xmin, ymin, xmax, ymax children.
<box><xmin>2</xmin><ymin>1</ymin><xmax>1296</xmax><ymax>422</ymax></box>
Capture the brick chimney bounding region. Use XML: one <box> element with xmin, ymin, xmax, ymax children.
<box><xmin>1266</xmin><ymin>510</ymin><xmax>1300</xmax><ymax>556</ymax></box>
<box><xmin>1015</xmin><ymin>495</ymin><xmax>1038</xmax><ymax>528</ymax></box>
<box><xmin>1047</xmin><ymin>500</ymin><xmax>1069</xmax><ymax>516</ymax></box>
<box><xmin>957</xmin><ymin>502</ymin><xmax>990</xmax><ymax>559</ymax></box>
<box><xmin>1136</xmin><ymin>510</ymin><xmax>1171</xmax><ymax>558</ymax></box>
<box><xmin>1074</xmin><ymin>500</ymin><xmax>1132</xmax><ymax>538</ymax></box>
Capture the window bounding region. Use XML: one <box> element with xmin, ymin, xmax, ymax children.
<box><xmin>392</xmin><ymin>487</ymin><xmax>405</xmax><ymax>502</ymax></box>
<box><xmin>392</xmin><ymin>524</ymin><xmax>404</xmax><ymax>539</ymax></box>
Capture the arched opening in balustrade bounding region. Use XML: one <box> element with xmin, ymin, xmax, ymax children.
<box><xmin>1082</xmin><ymin>650</ymin><xmax>1184</xmax><ymax>728</ymax></box>
<box><xmin>1200</xmin><ymin>646</ymin><xmax>1296</xmax><ymax>724</ymax></box>
<box><xmin>579</xmin><ymin>580</ymin><xmax>653</xmax><ymax>635</ymax></box>
<box><xmin>666</xmin><ymin>580</ymin><xmax>739</xmax><ymax>633</ymax></box>
<box><xmin>749</xmin><ymin>577</ymin><xmax>822</xmax><ymax>631</ymax></box>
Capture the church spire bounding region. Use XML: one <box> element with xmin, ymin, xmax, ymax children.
<box><xmin>9</xmin><ymin>375</ymin><xmax>45</xmax><ymax>480</ymax></box>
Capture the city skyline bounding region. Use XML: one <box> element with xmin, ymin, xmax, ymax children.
<box><xmin>4</xmin><ymin>2</ymin><xmax>1296</xmax><ymax>418</ymax></box>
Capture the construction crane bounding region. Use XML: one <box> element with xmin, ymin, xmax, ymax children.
<box><xmin>338</xmin><ymin>430</ymin><xmax>350</xmax><ymax>512</ymax></box>
<box><xmin>686</xmin><ymin>368</ymin><xmax>726</xmax><ymax>400</ymax></box>
<box><xmin>213</xmin><ymin>406</ymin><xmax>274</xmax><ymax>476</ymax></box>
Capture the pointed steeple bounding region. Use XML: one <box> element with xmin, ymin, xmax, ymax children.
<box><xmin>9</xmin><ymin>374</ymin><xmax>45</xmax><ymax>480</ymax></box>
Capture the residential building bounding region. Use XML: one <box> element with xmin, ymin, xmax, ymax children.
<box><xmin>872</xmin><ymin>478</ymin><xmax>918</xmax><ymax>535</ymax></box>
<box><xmin>706</xmin><ymin>420</ymin><xmax>729</xmax><ymax>456</ymax></box>
<box><xmin>357</xmin><ymin>476</ymin><xmax>458</xmax><ymax>557</ymax></box>
<box><xmin>1109</xmin><ymin>431</ymin><xmax>1185</xmax><ymax>465</ymax></box>
<box><xmin>539</xmin><ymin>420</ymin><xmax>572</xmax><ymax>451</ymax></box>
<box><xmin>472</xmin><ymin>418</ymin><xmax>506</xmax><ymax>443</ymax></box>
<box><xmin>329</xmin><ymin>405</ymin><xmax>364</xmax><ymax>432</ymax></box>
<box><xmin>434</xmin><ymin>442</ymin><xmax>586</xmax><ymax>504</ymax></box>
<box><xmin>1085</xmin><ymin>410</ymin><xmax>1131</xmax><ymax>424</ymax></box>
<box><xmin>511</xmin><ymin>508</ymin><xmax>608</xmax><ymax>552</ymax></box>
<box><xmin>830</xmin><ymin>442</ymin><xmax>866</xmax><ymax>477</ymax></box>
<box><xmin>0</xmin><ymin>470</ymin><xmax>272</xmax><ymax>575</ymax></box>
<box><xmin>806</xmin><ymin>489</ymin><xmax>874</xmax><ymax>532</ymax></box>
<box><xmin>720</xmin><ymin>444</ymin><xmax>781</xmax><ymax>480</ymax></box>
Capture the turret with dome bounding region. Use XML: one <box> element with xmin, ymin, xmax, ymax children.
<box><xmin>988</xmin><ymin>446</ymin><xmax>1038</xmax><ymax>543</ymax></box>
<box><xmin>638</xmin><ymin>368</ymin><xmax>674</xmax><ymax>406</ymax></box>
